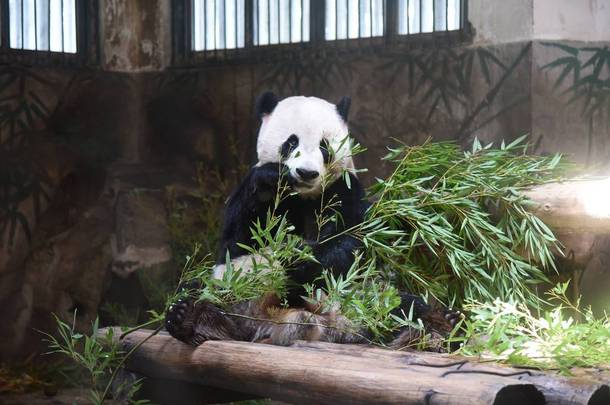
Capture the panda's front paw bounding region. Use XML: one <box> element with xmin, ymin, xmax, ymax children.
<box><xmin>165</xmin><ymin>297</ymin><xmax>195</xmax><ymax>342</ymax></box>
<box><xmin>444</xmin><ymin>308</ymin><xmax>464</xmax><ymax>329</ymax></box>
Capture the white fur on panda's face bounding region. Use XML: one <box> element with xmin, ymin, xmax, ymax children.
<box><xmin>256</xmin><ymin>96</ymin><xmax>355</xmax><ymax>197</ymax></box>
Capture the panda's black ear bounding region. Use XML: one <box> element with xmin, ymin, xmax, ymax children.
<box><xmin>255</xmin><ymin>91</ymin><xmax>279</xmax><ymax>119</ymax></box>
<box><xmin>336</xmin><ymin>96</ymin><xmax>351</xmax><ymax>122</ymax></box>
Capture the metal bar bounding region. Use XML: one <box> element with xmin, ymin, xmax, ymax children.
<box><xmin>48</xmin><ymin>0</ymin><xmax>50</xmax><ymax>50</ymax></box>
<box><xmin>34</xmin><ymin>0</ymin><xmax>37</xmax><ymax>49</ymax></box>
<box><xmin>277</xmin><ymin>0</ymin><xmax>279</xmax><ymax>43</ymax></box>
<box><xmin>21</xmin><ymin>0</ymin><xmax>24</xmax><ymax>49</ymax></box>
<box><xmin>76</xmin><ymin>0</ymin><xmax>87</xmax><ymax>59</ymax></box>
<box><xmin>407</xmin><ymin>0</ymin><xmax>410</xmax><ymax>34</ymax></box>
<box><xmin>203</xmin><ymin>0</ymin><xmax>207</xmax><ymax>50</ymax></box>
<box><xmin>346</xmin><ymin>0</ymin><xmax>349</xmax><ymax>38</ymax></box>
<box><xmin>419</xmin><ymin>0</ymin><xmax>424</xmax><ymax>32</ymax></box>
<box><xmin>461</xmin><ymin>0</ymin><xmax>465</xmax><ymax>29</ymax></box>
<box><xmin>335</xmin><ymin>0</ymin><xmax>338</xmax><ymax>39</ymax></box>
<box><xmin>445</xmin><ymin>0</ymin><xmax>448</xmax><ymax>31</ymax></box>
<box><xmin>265</xmin><ymin>0</ymin><xmax>268</xmax><ymax>44</ymax></box>
<box><xmin>1</xmin><ymin>0</ymin><xmax>10</xmax><ymax>50</ymax></box>
<box><xmin>244</xmin><ymin>0</ymin><xmax>252</xmax><ymax>48</ymax></box>
<box><xmin>255</xmin><ymin>0</ymin><xmax>258</xmax><ymax>45</ymax></box>
<box><xmin>357</xmin><ymin>0</ymin><xmax>360</xmax><ymax>37</ymax></box>
<box><xmin>432</xmin><ymin>0</ymin><xmax>435</xmax><ymax>31</ymax></box>
<box><xmin>369</xmin><ymin>0</ymin><xmax>372</xmax><ymax>36</ymax></box>
<box><xmin>190</xmin><ymin>0</ymin><xmax>194</xmax><ymax>50</ymax></box>
<box><xmin>234</xmin><ymin>0</ymin><xmax>238</xmax><ymax>48</ymax></box>
<box><xmin>61</xmin><ymin>0</ymin><xmax>64</xmax><ymax>52</ymax></box>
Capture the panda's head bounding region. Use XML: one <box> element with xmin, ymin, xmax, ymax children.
<box><xmin>255</xmin><ymin>92</ymin><xmax>355</xmax><ymax>197</ymax></box>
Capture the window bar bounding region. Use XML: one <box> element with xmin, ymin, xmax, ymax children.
<box><xmin>432</xmin><ymin>0</ymin><xmax>435</xmax><ymax>31</ymax></box>
<box><xmin>346</xmin><ymin>0</ymin><xmax>349</xmax><ymax>39</ymax></box>
<box><xmin>213</xmin><ymin>0</ymin><xmax>216</xmax><ymax>52</ymax></box>
<box><xmin>256</xmin><ymin>0</ymin><xmax>259</xmax><ymax>45</ymax></box>
<box><xmin>223</xmin><ymin>0</ymin><xmax>227</xmax><ymax>55</ymax></box>
<box><xmin>265</xmin><ymin>0</ymin><xmax>271</xmax><ymax>45</ymax></box>
<box><xmin>335</xmin><ymin>0</ymin><xmax>338</xmax><ymax>40</ymax></box>
<box><xmin>34</xmin><ymin>0</ymin><xmax>38</xmax><ymax>50</ymax></box>
<box><xmin>21</xmin><ymin>0</ymin><xmax>24</xmax><ymax>49</ymax></box>
<box><xmin>1</xmin><ymin>0</ymin><xmax>11</xmax><ymax>50</ymax></box>
<box><xmin>419</xmin><ymin>0</ymin><xmax>424</xmax><ymax>32</ymax></box>
<box><xmin>61</xmin><ymin>0</ymin><xmax>64</xmax><ymax>52</ymax></box>
<box><xmin>204</xmin><ymin>0</ymin><xmax>207</xmax><ymax>51</ymax></box>
<box><xmin>445</xmin><ymin>0</ymin><xmax>448</xmax><ymax>31</ymax></box>
<box><xmin>48</xmin><ymin>0</ymin><xmax>51</xmax><ymax>51</ymax></box>
<box><xmin>407</xmin><ymin>0</ymin><xmax>410</xmax><ymax>34</ymax></box>
<box><xmin>356</xmin><ymin>0</ymin><xmax>364</xmax><ymax>38</ymax></box>
<box><xmin>190</xmin><ymin>0</ymin><xmax>194</xmax><ymax>50</ymax></box>
<box><xmin>369</xmin><ymin>0</ymin><xmax>373</xmax><ymax>38</ymax></box>
<box><xmin>460</xmin><ymin>0</ymin><xmax>464</xmax><ymax>29</ymax></box>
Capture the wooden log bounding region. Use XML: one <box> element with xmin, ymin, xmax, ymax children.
<box><xmin>108</xmin><ymin>329</ymin><xmax>548</xmax><ymax>405</ymax></box>
<box><xmin>291</xmin><ymin>341</ymin><xmax>610</xmax><ymax>405</ymax></box>
<box><xmin>525</xmin><ymin>179</ymin><xmax>610</xmax><ymax>235</ymax></box>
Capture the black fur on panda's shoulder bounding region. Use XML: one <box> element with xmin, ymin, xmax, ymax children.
<box><xmin>216</xmin><ymin>162</ymin><xmax>368</xmax><ymax>301</ymax></box>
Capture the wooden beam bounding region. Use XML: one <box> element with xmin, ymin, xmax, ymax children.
<box><xmin>105</xmin><ymin>329</ymin><xmax>610</xmax><ymax>405</ymax></box>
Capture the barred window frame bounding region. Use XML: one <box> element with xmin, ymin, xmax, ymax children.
<box><xmin>174</xmin><ymin>0</ymin><xmax>471</xmax><ymax>67</ymax></box>
<box><xmin>0</xmin><ymin>0</ymin><xmax>99</xmax><ymax>67</ymax></box>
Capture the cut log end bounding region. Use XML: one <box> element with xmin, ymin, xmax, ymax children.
<box><xmin>589</xmin><ymin>385</ymin><xmax>610</xmax><ymax>405</ymax></box>
<box><xmin>494</xmin><ymin>385</ymin><xmax>545</xmax><ymax>405</ymax></box>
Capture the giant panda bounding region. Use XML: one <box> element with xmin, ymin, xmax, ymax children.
<box><xmin>165</xmin><ymin>92</ymin><xmax>459</xmax><ymax>348</ymax></box>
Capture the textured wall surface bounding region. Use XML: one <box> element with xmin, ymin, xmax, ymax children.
<box><xmin>100</xmin><ymin>0</ymin><xmax>171</xmax><ymax>72</ymax></box>
<box><xmin>1</xmin><ymin>1</ymin><xmax>609</xmax><ymax>359</ymax></box>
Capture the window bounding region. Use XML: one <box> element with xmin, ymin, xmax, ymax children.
<box><xmin>0</xmin><ymin>0</ymin><xmax>97</xmax><ymax>65</ymax></box>
<box><xmin>190</xmin><ymin>0</ymin><xmax>310</xmax><ymax>50</ymax></box>
<box><xmin>191</xmin><ymin>0</ymin><xmax>245</xmax><ymax>51</ymax></box>
<box><xmin>8</xmin><ymin>0</ymin><xmax>77</xmax><ymax>53</ymax></box>
<box><xmin>253</xmin><ymin>0</ymin><xmax>310</xmax><ymax>46</ymax></box>
<box><xmin>325</xmin><ymin>0</ymin><xmax>384</xmax><ymax>41</ymax></box>
<box><xmin>397</xmin><ymin>0</ymin><xmax>462</xmax><ymax>34</ymax></box>
<box><xmin>174</xmin><ymin>0</ymin><xmax>469</xmax><ymax>64</ymax></box>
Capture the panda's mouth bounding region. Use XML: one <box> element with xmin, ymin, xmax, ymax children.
<box><xmin>291</xmin><ymin>177</ymin><xmax>322</xmax><ymax>196</ymax></box>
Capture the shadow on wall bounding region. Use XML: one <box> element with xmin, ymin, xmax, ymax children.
<box><xmin>1</xmin><ymin>37</ymin><xmax>610</xmax><ymax>359</ymax></box>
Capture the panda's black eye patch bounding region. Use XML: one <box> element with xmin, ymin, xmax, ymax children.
<box><xmin>320</xmin><ymin>139</ymin><xmax>332</xmax><ymax>164</ymax></box>
<box><xmin>280</xmin><ymin>134</ymin><xmax>299</xmax><ymax>158</ymax></box>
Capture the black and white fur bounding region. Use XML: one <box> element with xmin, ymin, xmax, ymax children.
<box><xmin>165</xmin><ymin>93</ymin><xmax>460</xmax><ymax>349</ymax></box>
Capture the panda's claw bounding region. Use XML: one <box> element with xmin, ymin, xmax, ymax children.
<box><xmin>165</xmin><ymin>296</ymin><xmax>196</xmax><ymax>341</ymax></box>
<box><xmin>444</xmin><ymin>309</ymin><xmax>464</xmax><ymax>327</ymax></box>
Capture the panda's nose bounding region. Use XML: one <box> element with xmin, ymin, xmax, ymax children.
<box><xmin>296</xmin><ymin>168</ymin><xmax>319</xmax><ymax>181</ymax></box>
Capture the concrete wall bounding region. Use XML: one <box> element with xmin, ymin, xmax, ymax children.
<box><xmin>100</xmin><ymin>0</ymin><xmax>171</xmax><ymax>72</ymax></box>
<box><xmin>534</xmin><ymin>0</ymin><xmax>610</xmax><ymax>41</ymax></box>
<box><xmin>470</xmin><ymin>0</ymin><xmax>610</xmax><ymax>44</ymax></box>
<box><xmin>469</xmin><ymin>0</ymin><xmax>534</xmax><ymax>44</ymax></box>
